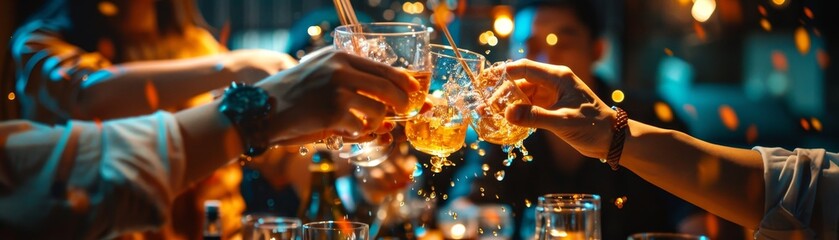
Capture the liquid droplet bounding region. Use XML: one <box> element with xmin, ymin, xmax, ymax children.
<box><xmin>470</xmin><ymin>142</ymin><xmax>479</xmax><ymax>150</ymax></box>
<box><xmin>450</xmin><ymin>181</ymin><xmax>456</xmax><ymax>187</ymax></box>
<box><xmin>478</xmin><ymin>149</ymin><xmax>486</xmax><ymax>156</ymax></box>
<box><xmin>507</xmin><ymin>151</ymin><xmax>517</xmax><ymax>162</ymax></box>
<box><xmin>525</xmin><ymin>199</ymin><xmax>532</xmax><ymax>207</ymax></box>
<box><xmin>480</xmin><ymin>187</ymin><xmax>485</xmax><ymax>192</ymax></box>
<box><xmin>481</xmin><ymin>163</ymin><xmax>490</xmax><ymax>171</ymax></box>
<box><xmin>443</xmin><ymin>194</ymin><xmax>448</xmax><ymax>200</ymax></box>
<box><xmin>495</xmin><ymin>170</ymin><xmax>506</xmax><ymax>181</ymax></box>
<box><xmin>299</xmin><ymin>146</ymin><xmax>309</xmax><ymax>156</ymax></box>
<box><xmin>502</xmin><ymin>159</ymin><xmax>513</xmax><ymax>167</ymax></box>
<box><xmin>522</xmin><ymin>155</ymin><xmax>534</xmax><ymax>162</ymax></box>
<box><xmin>479</xmin><ymin>228</ymin><xmax>484</xmax><ymax>234</ymax></box>
<box><xmin>615</xmin><ymin>196</ymin><xmax>628</xmax><ymax>209</ymax></box>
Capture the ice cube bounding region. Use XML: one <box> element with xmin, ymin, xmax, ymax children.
<box><xmin>364</xmin><ymin>37</ymin><xmax>398</xmax><ymax>65</ymax></box>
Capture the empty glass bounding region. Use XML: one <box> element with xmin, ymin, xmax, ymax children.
<box><xmin>303</xmin><ymin>221</ymin><xmax>369</xmax><ymax>240</ymax></box>
<box><xmin>535</xmin><ymin>194</ymin><xmax>601</xmax><ymax>240</ymax></box>
<box><xmin>626</xmin><ymin>233</ymin><xmax>709</xmax><ymax>240</ymax></box>
<box><xmin>251</xmin><ymin>217</ymin><xmax>302</xmax><ymax>240</ymax></box>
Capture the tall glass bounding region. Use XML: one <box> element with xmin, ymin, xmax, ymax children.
<box><xmin>333</xmin><ymin>22</ymin><xmax>432</xmax><ymax>121</ymax></box>
<box><xmin>535</xmin><ymin>194</ymin><xmax>601</xmax><ymax>240</ymax></box>
<box><xmin>626</xmin><ymin>233</ymin><xmax>709</xmax><ymax>240</ymax></box>
<box><xmin>405</xmin><ymin>44</ymin><xmax>484</xmax><ymax>173</ymax></box>
<box><xmin>303</xmin><ymin>221</ymin><xmax>369</xmax><ymax>240</ymax></box>
<box><xmin>469</xmin><ymin>61</ymin><xmax>535</xmax><ymax>147</ymax></box>
<box><xmin>333</xmin><ymin>22</ymin><xmax>432</xmax><ymax>167</ymax></box>
<box><xmin>251</xmin><ymin>217</ymin><xmax>302</xmax><ymax>240</ymax></box>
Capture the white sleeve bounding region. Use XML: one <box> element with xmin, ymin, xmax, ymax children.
<box><xmin>753</xmin><ymin>147</ymin><xmax>839</xmax><ymax>240</ymax></box>
<box><xmin>0</xmin><ymin>111</ymin><xmax>186</xmax><ymax>239</ymax></box>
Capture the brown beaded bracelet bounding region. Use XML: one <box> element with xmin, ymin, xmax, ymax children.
<box><xmin>600</xmin><ymin>106</ymin><xmax>628</xmax><ymax>171</ymax></box>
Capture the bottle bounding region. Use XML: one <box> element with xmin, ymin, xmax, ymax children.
<box><xmin>297</xmin><ymin>150</ymin><xmax>350</xmax><ymax>222</ymax></box>
<box><xmin>203</xmin><ymin>200</ymin><xmax>223</xmax><ymax>240</ymax></box>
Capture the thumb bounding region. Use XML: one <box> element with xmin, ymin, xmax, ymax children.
<box><xmin>505</xmin><ymin>103</ymin><xmax>557</xmax><ymax>130</ymax></box>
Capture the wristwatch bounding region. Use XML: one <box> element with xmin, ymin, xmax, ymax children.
<box><xmin>219</xmin><ymin>82</ymin><xmax>274</xmax><ymax>158</ymax></box>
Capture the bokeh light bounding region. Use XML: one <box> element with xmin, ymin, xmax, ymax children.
<box><xmin>494</xmin><ymin>16</ymin><xmax>514</xmax><ymax>37</ymax></box>
<box><xmin>795</xmin><ymin>27</ymin><xmax>811</xmax><ymax>55</ymax></box>
<box><xmin>718</xmin><ymin>105</ymin><xmax>739</xmax><ymax>131</ymax></box>
<box><xmin>654</xmin><ymin>102</ymin><xmax>674</xmax><ymax>122</ymax></box>
<box><xmin>811</xmin><ymin>117</ymin><xmax>823</xmax><ymax>132</ymax></box>
<box><xmin>307</xmin><ymin>25</ymin><xmax>322</xmax><ymax>37</ymax></box>
<box><xmin>800</xmin><ymin>118</ymin><xmax>811</xmax><ymax>131</ymax></box>
<box><xmin>746</xmin><ymin>124</ymin><xmax>758</xmax><ymax>144</ymax></box>
<box><xmin>760</xmin><ymin>18</ymin><xmax>772</xmax><ymax>31</ymax></box>
<box><xmin>771</xmin><ymin>0</ymin><xmax>786</xmax><ymax>7</ymax></box>
<box><xmin>771</xmin><ymin>51</ymin><xmax>788</xmax><ymax>72</ymax></box>
<box><xmin>664</xmin><ymin>48</ymin><xmax>674</xmax><ymax>56</ymax></box>
<box><xmin>6</xmin><ymin>92</ymin><xmax>14</xmax><ymax>101</ymax></box>
<box><xmin>691</xmin><ymin>0</ymin><xmax>716</xmax><ymax>23</ymax></box>
<box><xmin>611</xmin><ymin>90</ymin><xmax>625</xmax><ymax>103</ymax></box>
<box><xmin>487</xmin><ymin>36</ymin><xmax>499</xmax><ymax>46</ymax></box>
<box><xmin>546</xmin><ymin>33</ymin><xmax>558</xmax><ymax>46</ymax></box>
<box><xmin>817</xmin><ymin>49</ymin><xmax>830</xmax><ymax>69</ymax></box>
<box><xmin>98</xmin><ymin>1</ymin><xmax>118</xmax><ymax>17</ymax></box>
<box><xmin>145</xmin><ymin>80</ymin><xmax>159</xmax><ymax>110</ymax></box>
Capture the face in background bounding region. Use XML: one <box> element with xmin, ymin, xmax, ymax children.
<box><xmin>525</xmin><ymin>6</ymin><xmax>603</xmax><ymax>86</ymax></box>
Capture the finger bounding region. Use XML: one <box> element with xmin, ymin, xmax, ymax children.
<box><xmin>342</xmin><ymin>53</ymin><xmax>421</xmax><ymax>92</ymax></box>
<box><xmin>345</xmin><ymin>93</ymin><xmax>388</xmax><ymax>132</ymax></box>
<box><xmin>374</xmin><ymin>121</ymin><xmax>396</xmax><ymax>135</ymax></box>
<box><xmin>333</xmin><ymin>110</ymin><xmax>366</xmax><ymax>137</ymax></box>
<box><xmin>343</xmin><ymin>133</ymin><xmax>378</xmax><ymax>143</ymax></box>
<box><xmin>337</xmin><ymin>67</ymin><xmax>411</xmax><ymax>112</ymax></box>
<box><xmin>504</xmin><ymin>59</ymin><xmax>573</xmax><ymax>89</ymax></box>
<box><xmin>505</xmin><ymin>103</ymin><xmax>566</xmax><ymax>130</ymax></box>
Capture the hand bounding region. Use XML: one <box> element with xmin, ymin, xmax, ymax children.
<box><xmin>502</xmin><ymin>59</ymin><xmax>616</xmax><ymax>159</ymax></box>
<box><xmin>225</xmin><ymin>49</ymin><xmax>298</xmax><ymax>83</ymax></box>
<box><xmin>257</xmin><ymin>50</ymin><xmax>421</xmax><ymax>145</ymax></box>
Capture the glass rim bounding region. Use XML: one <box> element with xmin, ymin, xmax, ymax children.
<box><xmin>334</xmin><ymin>22</ymin><xmax>430</xmax><ymax>37</ymax></box>
<box><xmin>539</xmin><ymin>193</ymin><xmax>601</xmax><ymax>200</ymax></box>
<box><xmin>302</xmin><ymin>220</ymin><xmax>369</xmax><ymax>230</ymax></box>
<box><xmin>627</xmin><ymin>232</ymin><xmax>709</xmax><ymax>239</ymax></box>
<box><xmin>430</xmin><ymin>44</ymin><xmax>486</xmax><ymax>63</ymax></box>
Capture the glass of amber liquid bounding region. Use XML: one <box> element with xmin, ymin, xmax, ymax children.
<box><xmin>469</xmin><ymin>61</ymin><xmax>535</xmax><ymax>146</ymax></box>
<box><xmin>333</xmin><ymin>22</ymin><xmax>432</xmax><ymax>121</ymax></box>
<box><xmin>405</xmin><ymin>44</ymin><xmax>484</xmax><ymax>173</ymax></box>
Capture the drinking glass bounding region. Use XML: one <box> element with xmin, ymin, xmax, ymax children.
<box><xmin>333</xmin><ymin>22</ymin><xmax>432</xmax><ymax>121</ymax></box>
<box><xmin>303</xmin><ymin>221</ymin><xmax>369</xmax><ymax>240</ymax></box>
<box><xmin>405</xmin><ymin>44</ymin><xmax>484</xmax><ymax>173</ymax></box>
<box><xmin>535</xmin><ymin>194</ymin><xmax>601</xmax><ymax>240</ymax></box>
<box><xmin>251</xmin><ymin>217</ymin><xmax>302</xmax><ymax>240</ymax></box>
<box><xmin>468</xmin><ymin>61</ymin><xmax>535</xmax><ymax>147</ymax></box>
<box><xmin>332</xmin><ymin>22</ymin><xmax>432</xmax><ymax>167</ymax></box>
<box><xmin>626</xmin><ymin>233</ymin><xmax>709</xmax><ymax>240</ymax></box>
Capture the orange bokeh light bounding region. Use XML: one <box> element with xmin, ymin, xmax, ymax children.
<box><xmin>771</xmin><ymin>51</ymin><xmax>788</xmax><ymax>72</ymax></box>
<box><xmin>800</xmin><ymin>118</ymin><xmax>811</xmax><ymax>131</ymax></box>
<box><xmin>654</xmin><ymin>102</ymin><xmax>674</xmax><ymax>122</ymax></box>
<box><xmin>718</xmin><ymin>105</ymin><xmax>738</xmax><ymax>131</ymax></box>
<box><xmin>811</xmin><ymin>117</ymin><xmax>822</xmax><ymax>132</ymax></box>
<box><xmin>795</xmin><ymin>27</ymin><xmax>811</xmax><ymax>55</ymax></box>
<box><xmin>760</xmin><ymin>18</ymin><xmax>772</xmax><ymax>32</ymax></box>
<box><xmin>746</xmin><ymin>124</ymin><xmax>758</xmax><ymax>144</ymax></box>
<box><xmin>145</xmin><ymin>80</ymin><xmax>159</xmax><ymax>110</ymax></box>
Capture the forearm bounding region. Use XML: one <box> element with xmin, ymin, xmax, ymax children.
<box><xmin>78</xmin><ymin>55</ymin><xmax>235</xmax><ymax>119</ymax></box>
<box><xmin>620</xmin><ymin>120</ymin><xmax>765</xmax><ymax>228</ymax></box>
<box><xmin>173</xmin><ymin>100</ymin><xmax>244</xmax><ymax>185</ymax></box>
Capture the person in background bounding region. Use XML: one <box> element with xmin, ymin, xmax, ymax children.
<box><xmin>456</xmin><ymin>0</ymin><xmax>722</xmax><ymax>239</ymax></box>
<box><xmin>0</xmin><ymin>50</ymin><xmax>422</xmax><ymax>239</ymax></box>
<box><xmin>500</xmin><ymin>58</ymin><xmax>838</xmax><ymax>239</ymax></box>
<box><xmin>9</xmin><ymin>0</ymin><xmax>298</xmax><ymax>238</ymax></box>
